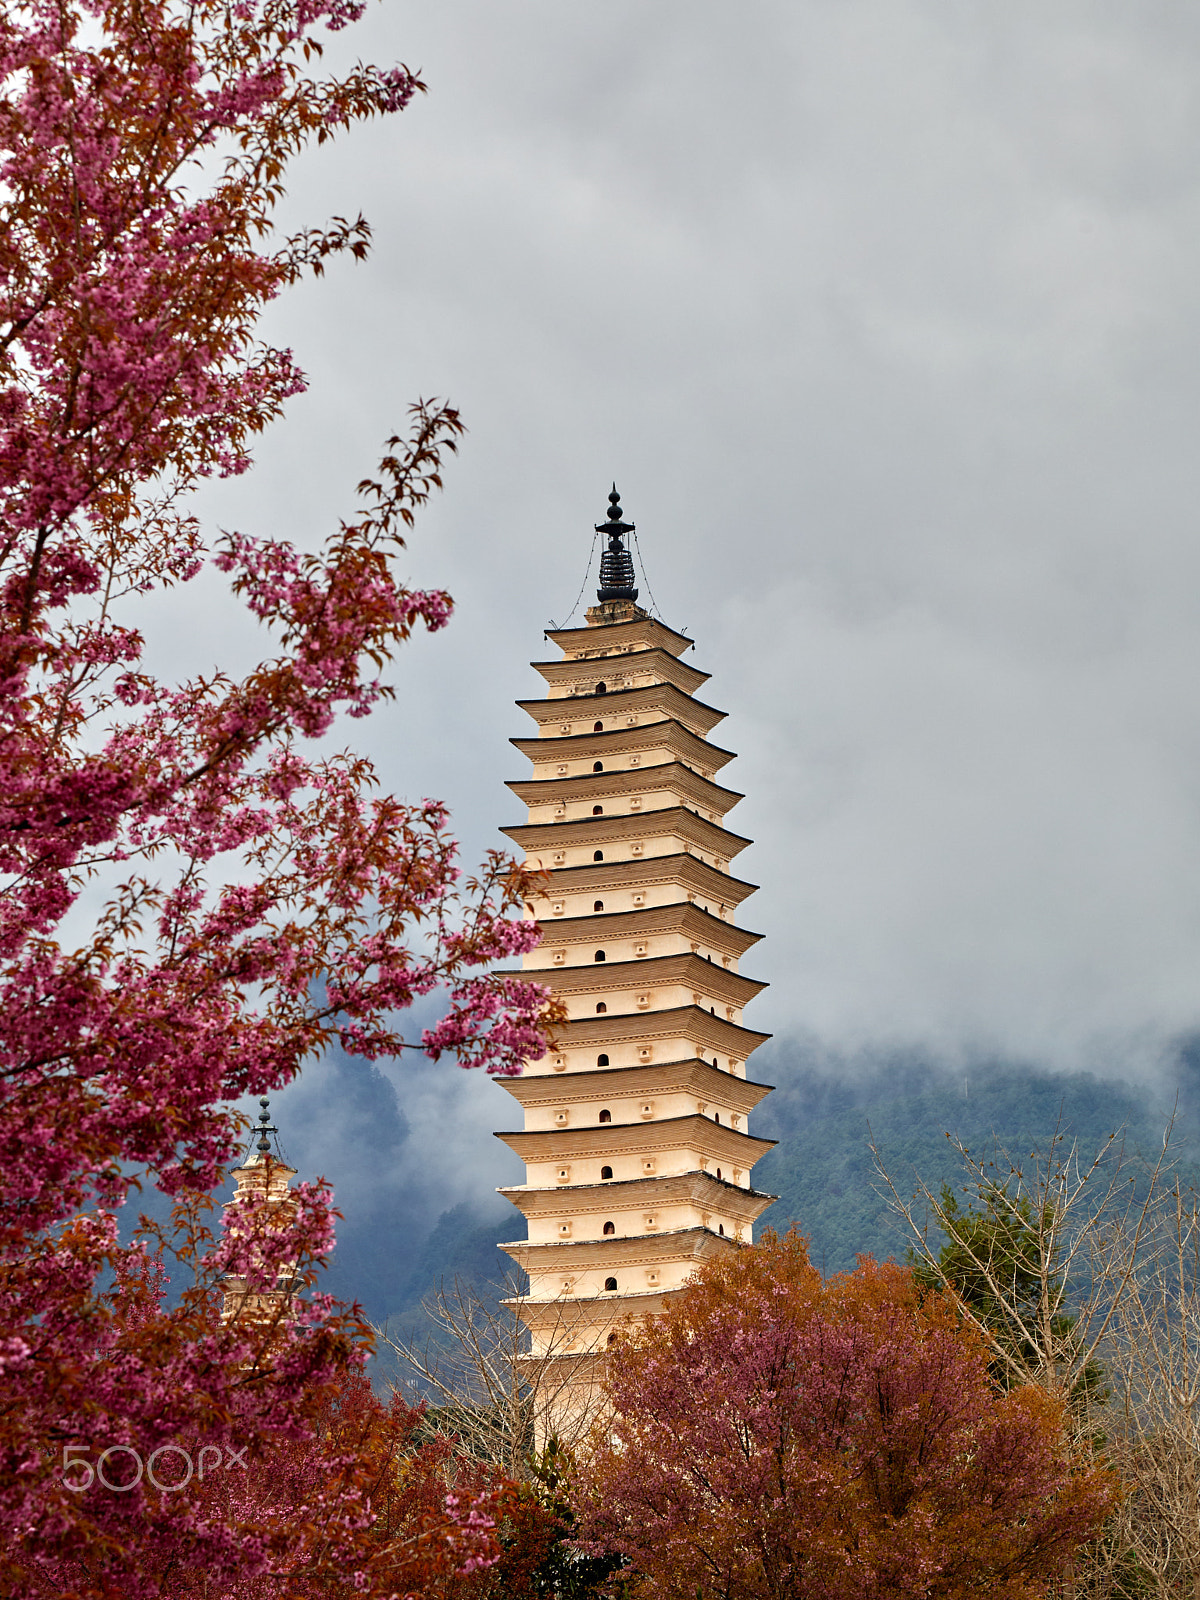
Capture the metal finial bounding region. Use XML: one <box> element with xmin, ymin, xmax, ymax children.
<box><xmin>254</xmin><ymin>1097</ymin><xmax>278</xmax><ymax>1156</ymax></box>
<box><xmin>595</xmin><ymin>484</ymin><xmax>638</xmax><ymax>604</ymax></box>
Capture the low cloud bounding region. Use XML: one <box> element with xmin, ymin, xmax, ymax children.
<box><xmin>144</xmin><ymin>0</ymin><xmax>1200</xmax><ymax>1085</ymax></box>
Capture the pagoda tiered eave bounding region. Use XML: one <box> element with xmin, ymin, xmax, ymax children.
<box><xmin>509</xmin><ymin>1288</ymin><xmax>674</xmax><ymax>1329</ymax></box>
<box><xmin>511</xmin><ymin>721</ymin><xmax>737</xmax><ymax>774</ymax></box>
<box><xmin>498</xmin><ymin>1056</ymin><xmax>774</xmax><ymax>1114</ymax></box>
<box><xmin>498</xmin><ymin>1165</ymin><xmax>777</xmax><ymax>1218</ymax></box>
<box><xmin>507</xmin><ymin>764</ymin><xmax>744</xmax><ymax>815</ymax></box>
<box><xmin>530</xmin><ymin>951</ymin><xmax>767</xmax><ymax>1009</ymax></box>
<box><xmin>531</xmin><ymin>852</ymin><xmax>759</xmax><ymax>907</ymax></box>
<box><xmin>534</xmin><ymin>903</ymin><xmax>764</xmax><ymax>958</ymax></box>
<box><xmin>502</xmin><ymin>806</ymin><xmax>752</xmax><ymax>860</ymax></box>
<box><xmin>516</xmin><ymin>680</ymin><xmax>727</xmax><ymax>737</ymax></box>
<box><xmin>545</xmin><ymin>615</ymin><xmax>694</xmax><ymax>658</ymax></box>
<box><xmin>494</xmin><ymin>1112</ymin><xmax>776</xmax><ymax>1166</ymax></box>
<box><xmin>549</xmin><ymin>1004</ymin><xmax>771</xmax><ymax>1055</ymax></box>
<box><xmin>504</xmin><ymin>1228</ymin><xmax>734</xmax><ymax>1288</ymax></box>
<box><xmin>500</xmin><ymin>1224</ymin><xmax>750</xmax><ymax>1272</ymax></box>
<box><xmin>530</xmin><ymin>648</ymin><xmax>711</xmax><ymax>698</ymax></box>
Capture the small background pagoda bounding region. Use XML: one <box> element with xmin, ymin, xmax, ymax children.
<box><xmin>494</xmin><ymin>489</ymin><xmax>775</xmax><ymax>1421</ymax></box>
<box><xmin>221</xmin><ymin>1098</ymin><xmax>300</xmax><ymax>1325</ymax></box>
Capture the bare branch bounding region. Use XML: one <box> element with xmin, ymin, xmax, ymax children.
<box><xmin>871</xmin><ymin>1107</ymin><xmax>1175</xmax><ymax>1406</ymax></box>
<box><xmin>375</xmin><ymin>1273</ymin><xmax>606</xmax><ymax>1478</ymax></box>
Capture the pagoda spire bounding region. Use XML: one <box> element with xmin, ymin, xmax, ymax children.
<box><xmin>595</xmin><ymin>484</ymin><xmax>638</xmax><ymax>604</ymax></box>
<box><xmin>250</xmin><ymin>1096</ymin><xmax>285</xmax><ymax>1162</ymax></box>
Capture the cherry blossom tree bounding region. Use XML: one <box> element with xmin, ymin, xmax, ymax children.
<box><xmin>574</xmin><ymin>1232</ymin><xmax>1117</xmax><ymax>1600</ymax></box>
<box><xmin>0</xmin><ymin>0</ymin><xmax>554</xmax><ymax>1589</ymax></box>
<box><xmin>35</xmin><ymin>1356</ymin><xmax>514</xmax><ymax>1598</ymax></box>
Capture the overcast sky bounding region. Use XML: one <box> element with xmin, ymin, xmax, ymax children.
<box><xmin>164</xmin><ymin>0</ymin><xmax>1200</xmax><ymax>1189</ymax></box>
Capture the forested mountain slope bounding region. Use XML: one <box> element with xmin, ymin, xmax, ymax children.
<box><xmin>752</xmin><ymin>1041</ymin><xmax>1192</xmax><ymax>1274</ymax></box>
<box><xmin>380</xmin><ymin>1038</ymin><xmax>1200</xmax><ymax>1324</ymax></box>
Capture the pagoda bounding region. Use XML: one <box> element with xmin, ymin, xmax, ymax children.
<box><xmin>494</xmin><ymin>489</ymin><xmax>775</xmax><ymax>1413</ymax></box>
<box><xmin>221</xmin><ymin>1098</ymin><xmax>300</xmax><ymax>1325</ymax></box>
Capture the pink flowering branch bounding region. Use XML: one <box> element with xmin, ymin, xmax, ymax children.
<box><xmin>0</xmin><ymin>0</ymin><xmax>554</xmax><ymax>1588</ymax></box>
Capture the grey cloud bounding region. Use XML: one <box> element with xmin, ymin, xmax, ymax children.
<box><xmin>148</xmin><ymin>1</ymin><xmax>1200</xmax><ymax>1107</ymax></box>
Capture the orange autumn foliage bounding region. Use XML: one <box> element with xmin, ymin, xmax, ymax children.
<box><xmin>575</xmin><ymin>1230</ymin><xmax>1117</xmax><ymax>1600</ymax></box>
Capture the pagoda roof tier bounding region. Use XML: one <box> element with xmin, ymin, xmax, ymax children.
<box><xmin>534</xmin><ymin>903</ymin><xmax>764</xmax><ymax>959</ymax></box>
<box><xmin>507</xmin><ymin>1233</ymin><xmax>735</xmax><ymax>1309</ymax></box>
<box><xmin>529</xmin><ymin>852</ymin><xmax>758</xmax><ymax>908</ymax></box>
<box><xmin>530</xmin><ymin>950</ymin><xmax>767</xmax><ymax>1009</ymax></box>
<box><xmin>517</xmin><ymin>680</ymin><xmax>726</xmax><ymax>738</ymax></box>
<box><xmin>511</xmin><ymin>1349</ymin><xmax>612</xmax><ymax>1375</ymax></box>
<box><xmin>510</xmin><ymin>1287</ymin><xmax>674</xmax><ymax>1324</ymax></box>
<box><xmin>550</xmin><ymin>1004</ymin><xmax>771</xmax><ymax>1057</ymax></box>
<box><xmin>502</xmin><ymin>805</ymin><xmax>752</xmax><ymax>861</ymax></box>
<box><xmin>494</xmin><ymin>1112</ymin><xmax>776</xmax><ymax>1167</ymax></box>
<box><xmin>498</xmin><ymin>1057</ymin><xmax>773</xmax><ymax>1116</ymax></box>
<box><xmin>500</xmin><ymin>1224</ymin><xmax>750</xmax><ymax>1274</ymax></box>
<box><xmin>499</xmin><ymin>1168</ymin><xmax>776</xmax><ymax>1225</ymax></box>
<box><xmin>530</xmin><ymin>648</ymin><xmax>710</xmax><ymax>698</ymax></box>
<box><xmin>545</xmin><ymin>615</ymin><xmax>693</xmax><ymax>658</ymax></box>
<box><xmin>508</xmin><ymin>762</ymin><xmax>743</xmax><ymax>815</ymax></box>
<box><xmin>511</xmin><ymin>720</ymin><xmax>736</xmax><ymax>774</ymax></box>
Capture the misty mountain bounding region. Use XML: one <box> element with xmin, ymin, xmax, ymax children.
<box><xmin>752</xmin><ymin>1037</ymin><xmax>1193</xmax><ymax>1275</ymax></box>
<box><xmin>300</xmin><ymin>1033</ymin><xmax>1200</xmax><ymax>1331</ymax></box>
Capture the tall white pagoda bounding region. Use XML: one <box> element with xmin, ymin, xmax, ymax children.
<box><xmin>494</xmin><ymin>489</ymin><xmax>775</xmax><ymax>1408</ymax></box>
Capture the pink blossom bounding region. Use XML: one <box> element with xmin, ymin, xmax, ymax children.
<box><xmin>0</xmin><ymin>0</ymin><xmax>549</xmax><ymax>1587</ymax></box>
